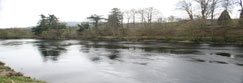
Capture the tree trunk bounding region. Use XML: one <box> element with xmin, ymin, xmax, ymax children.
<box><xmin>240</xmin><ymin>10</ymin><xmax>243</xmax><ymax>27</ymax></box>
<box><xmin>240</xmin><ymin>10</ymin><xmax>243</xmax><ymax>18</ymax></box>
<box><xmin>189</xmin><ymin>14</ymin><xmax>194</xmax><ymax>20</ymax></box>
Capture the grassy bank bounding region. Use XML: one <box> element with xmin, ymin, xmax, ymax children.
<box><xmin>1</xmin><ymin>20</ymin><xmax>243</xmax><ymax>45</ymax></box>
<box><xmin>82</xmin><ymin>35</ymin><xmax>243</xmax><ymax>45</ymax></box>
<box><xmin>0</xmin><ymin>62</ymin><xmax>46</xmax><ymax>83</ymax></box>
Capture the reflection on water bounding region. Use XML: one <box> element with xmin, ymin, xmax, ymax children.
<box><xmin>35</xmin><ymin>40</ymin><xmax>67</xmax><ymax>62</ymax></box>
<box><xmin>0</xmin><ymin>39</ymin><xmax>243</xmax><ymax>83</ymax></box>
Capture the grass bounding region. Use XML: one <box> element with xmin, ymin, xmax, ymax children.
<box><xmin>0</xmin><ymin>62</ymin><xmax>46</xmax><ymax>83</ymax></box>
<box><xmin>0</xmin><ymin>76</ymin><xmax>46</xmax><ymax>83</ymax></box>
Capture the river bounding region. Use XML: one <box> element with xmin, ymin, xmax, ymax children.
<box><xmin>0</xmin><ymin>39</ymin><xmax>243</xmax><ymax>83</ymax></box>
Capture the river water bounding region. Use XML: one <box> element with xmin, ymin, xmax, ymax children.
<box><xmin>0</xmin><ymin>39</ymin><xmax>243</xmax><ymax>83</ymax></box>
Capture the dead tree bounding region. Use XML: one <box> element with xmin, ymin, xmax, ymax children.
<box><xmin>178</xmin><ymin>0</ymin><xmax>194</xmax><ymax>20</ymax></box>
<box><xmin>130</xmin><ymin>9</ymin><xmax>137</xmax><ymax>25</ymax></box>
<box><xmin>124</xmin><ymin>10</ymin><xmax>132</xmax><ymax>28</ymax></box>
<box><xmin>195</xmin><ymin>0</ymin><xmax>211</xmax><ymax>19</ymax></box>
<box><xmin>210</xmin><ymin>0</ymin><xmax>220</xmax><ymax>20</ymax></box>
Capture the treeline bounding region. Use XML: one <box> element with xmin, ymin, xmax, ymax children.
<box><xmin>0</xmin><ymin>0</ymin><xmax>243</xmax><ymax>43</ymax></box>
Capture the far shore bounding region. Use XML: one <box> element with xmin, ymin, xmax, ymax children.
<box><xmin>0</xmin><ymin>36</ymin><xmax>242</xmax><ymax>45</ymax></box>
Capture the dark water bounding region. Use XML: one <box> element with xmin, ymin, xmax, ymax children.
<box><xmin>0</xmin><ymin>39</ymin><xmax>243</xmax><ymax>83</ymax></box>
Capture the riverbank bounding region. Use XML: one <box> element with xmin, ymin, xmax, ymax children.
<box><xmin>81</xmin><ymin>36</ymin><xmax>243</xmax><ymax>45</ymax></box>
<box><xmin>1</xmin><ymin>36</ymin><xmax>243</xmax><ymax>45</ymax></box>
<box><xmin>0</xmin><ymin>61</ymin><xmax>46</xmax><ymax>83</ymax></box>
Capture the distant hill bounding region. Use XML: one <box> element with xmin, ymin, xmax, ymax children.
<box><xmin>66</xmin><ymin>22</ymin><xmax>81</xmax><ymax>27</ymax></box>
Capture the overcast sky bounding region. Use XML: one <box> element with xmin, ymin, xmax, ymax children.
<box><xmin>0</xmin><ymin>0</ymin><xmax>241</xmax><ymax>28</ymax></box>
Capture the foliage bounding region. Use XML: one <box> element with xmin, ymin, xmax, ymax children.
<box><xmin>0</xmin><ymin>62</ymin><xmax>46</xmax><ymax>83</ymax></box>
<box><xmin>32</xmin><ymin>14</ymin><xmax>67</xmax><ymax>36</ymax></box>
<box><xmin>108</xmin><ymin>8</ymin><xmax>123</xmax><ymax>28</ymax></box>
<box><xmin>77</xmin><ymin>23</ymin><xmax>90</xmax><ymax>32</ymax></box>
<box><xmin>0</xmin><ymin>76</ymin><xmax>46</xmax><ymax>83</ymax></box>
<box><xmin>87</xmin><ymin>14</ymin><xmax>104</xmax><ymax>28</ymax></box>
<box><xmin>0</xmin><ymin>5</ymin><xmax>243</xmax><ymax>43</ymax></box>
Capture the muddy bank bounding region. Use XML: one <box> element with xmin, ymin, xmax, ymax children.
<box><xmin>0</xmin><ymin>61</ymin><xmax>46</xmax><ymax>83</ymax></box>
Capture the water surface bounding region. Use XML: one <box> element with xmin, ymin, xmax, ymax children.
<box><xmin>0</xmin><ymin>39</ymin><xmax>243</xmax><ymax>83</ymax></box>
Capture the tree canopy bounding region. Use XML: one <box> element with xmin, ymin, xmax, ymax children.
<box><xmin>87</xmin><ymin>14</ymin><xmax>104</xmax><ymax>28</ymax></box>
<box><xmin>32</xmin><ymin>14</ymin><xmax>66</xmax><ymax>35</ymax></box>
<box><xmin>108</xmin><ymin>8</ymin><xmax>123</xmax><ymax>28</ymax></box>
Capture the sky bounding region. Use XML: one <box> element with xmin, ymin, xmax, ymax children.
<box><xmin>0</xmin><ymin>0</ymin><xmax>241</xmax><ymax>28</ymax></box>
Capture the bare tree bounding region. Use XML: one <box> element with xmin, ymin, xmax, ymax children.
<box><xmin>178</xmin><ymin>0</ymin><xmax>194</xmax><ymax>20</ymax></box>
<box><xmin>144</xmin><ymin>7</ymin><xmax>161</xmax><ymax>23</ymax></box>
<box><xmin>240</xmin><ymin>0</ymin><xmax>243</xmax><ymax>10</ymax></box>
<box><xmin>240</xmin><ymin>0</ymin><xmax>243</xmax><ymax>18</ymax></box>
<box><xmin>221</xmin><ymin>0</ymin><xmax>234</xmax><ymax>11</ymax></box>
<box><xmin>145</xmin><ymin>7</ymin><xmax>154</xmax><ymax>24</ymax></box>
<box><xmin>168</xmin><ymin>16</ymin><xmax>176</xmax><ymax>22</ymax></box>
<box><xmin>237</xmin><ymin>0</ymin><xmax>243</xmax><ymax>27</ymax></box>
<box><xmin>157</xmin><ymin>17</ymin><xmax>164</xmax><ymax>23</ymax></box>
<box><xmin>235</xmin><ymin>0</ymin><xmax>242</xmax><ymax>17</ymax></box>
<box><xmin>137</xmin><ymin>9</ymin><xmax>146</xmax><ymax>23</ymax></box>
<box><xmin>210</xmin><ymin>0</ymin><xmax>221</xmax><ymax>20</ymax></box>
<box><xmin>195</xmin><ymin>0</ymin><xmax>211</xmax><ymax>19</ymax></box>
<box><xmin>130</xmin><ymin>9</ymin><xmax>137</xmax><ymax>24</ymax></box>
<box><xmin>124</xmin><ymin>10</ymin><xmax>132</xmax><ymax>28</ymax></box>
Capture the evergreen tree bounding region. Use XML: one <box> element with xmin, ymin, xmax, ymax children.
<box><xmin>218</xmin><ymin>10</ymin><xmax>232</xmax><ymax>27</ymax></box>
<box><xmin>87</xmin><ymin>14</ymin><xmax>104</xmax><ymax>28</ymax></box>
<box><xmin>77</xmin><ymin>23</ymin><xmax>90</xmax><ymax>32</ymax></box>
<box><xmin>32</xmin><ymin>14</ymin><xmax>48</xmax><ymax>35</ymax></box>
<box><xmin>32</xmin><ymin>14</ymin><xmax>66</xmax><ymax>35</ymax></box>
<box><xmin>108</xmin><ymin>8</ymin><xmax>123</xmax><ymax>28</ymax></box>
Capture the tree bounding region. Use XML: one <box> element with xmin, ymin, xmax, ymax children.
<box><xmin>168</xmin><ymin>16</ymin><xmax>176</xmax><ymax>22</ymax></box>
<box><xmin>77</xmin><ymin>22</ymin><xmax>90</xmax><ymax>32</ymax></box>
<box><xmin>237</xmin><ymin>0</ymin><xmax>243</xmax><ymax>27</ymax></box>
<box><xmin>87</xmin><ymin>14</ymin><xmax>104</xmax><ymax>28</ymax></box>
<box><xmin>240</xmin><ymin>10</ymin><xmax>243</xmax><ymax>27</ymax></box>
<box><xmin>218</xmin><ymin>10</ymin><xmax>232</xmax><ymax>41</ymax></box>
<box><xmin>144</xmin><ymin>7</ymin><xmax>161</xmax><ymax>24</ymax></box>
<box><xmin>239</xmin><ymin>0</ymin><xmax>243</xmax><ymax>10</ymax></box>
<box><xmin>32</xmin><ymin>14</ymin><xmax>48</xmax><ymax>35</ymax></box>
<box><xmin>108</xmin><ymin>8</ymin><xmax>123</xmax><ymax>28</ymax></box>
<box><xmin>130</xmin><ymin>9</ymin><xmax>137</xmax><ymax>24</ymax></box>
<box><xmin>241</xmin><ymin>9</ymin><xmax>243</xmax><ymax>18</ymax></box>
<box><xmin>124</xmin><ymin>10</ymin><xmax>132</xmax><ymax>28</ymax></box>
<box><xmin>221</xmin><ymin>0</ymin><xmax>234</xmax><ymax>11</ymax></box>
<box><xmin>32</xmin><ymin>14</ymin><xmax>66</xmax><ymax>35</ymax></box>
<box><xmin>145</xmin><ymin>7</ymin><xmax>154</xmax><ymax>24</ymax></box>
<box><xmin>47</xmin><ymin>14</ymin><xmax>64</xmax><ymax>29</ymax></box>
<box><xmin>178</xmin><ymin>0</ymin><xmax>194</xmax><ymax>20</ymax></box>
<box><xmin>210</xmin><ymin>0</ymin><xmax>221</xmax><ymax>20</ymax></box>
<box><xmin>195</xmin><ymin>0</ymin><xmax>211</xmax><ymax>19</ymax></box>
<box><xmin>218</xmin><ymin>10</ymin><xmax>232</xmax><ymax>27</ymax></box>
<box><xmin>107</xmin><ymin>8</ymin><xmax>123</xmax><ymax>36</ymax></box>
<box><xmin>137</xmin><ymin>9</ymin><xmax>146</xmax><ymax>23</ymax></box>
<box><xmin>238</xmin><ymin>0</ymin><xmax>243</xmax><ymax>16</ymax></box>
